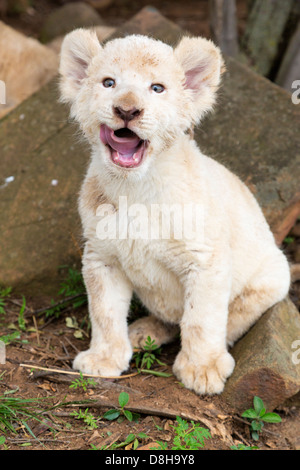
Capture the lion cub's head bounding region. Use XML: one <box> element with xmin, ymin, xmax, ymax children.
<box><xmin>60</xmin><ymin>31</ymin><xmax>223</xmax><ymax>175</ymax></box>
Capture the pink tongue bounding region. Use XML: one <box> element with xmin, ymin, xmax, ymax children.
<box><xmin>100</xmin><ymin>124</ymin><xmax>140</xmax><ymax>156</ymax></box>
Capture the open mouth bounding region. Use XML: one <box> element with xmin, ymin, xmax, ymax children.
<box><xmin>100</xmin><ymin>124</ymin><xmax>148</xmax><ymax>168</ymax></box>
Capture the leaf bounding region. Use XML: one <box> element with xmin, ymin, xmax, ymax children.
<box><xmin>118</xmin><ymin>392</ymin><xmax>129</xmax><ymax>408</ymax></box>
<box><xmin>73</xmin><ymin>330</ymin><xmax>83</xmax><ymax>339</ymax></box>
<box><xmin>0</xmin><ymin>436</ymin><xmax>6</xmax><ymax>445</ymax></box>
<box><xmin>123</xmin><ymin>409</ymin><xmax>133</xmax><ymax>422</ymax></box>
<box><xmin>65</xmin><ymin>317</ymin><xmax>78</xmax><ymax>329</ymax></box>
<box><xmin>18</xmin><ymin>296</ymin><xmax>27</xmax><ymax>331</ymax></box>
<box><xmin>241</xmin><ymin>408</ymin><xmax>258</xmax><ymax>419</ymax></box>
<box><xmin>103</xmin><ymin>409</ymin><xmax>120</xmax><ymax>421</ymax></box>
<box><xmin>251</xmin><ymin>431</ymin><xmax>260</xmax><ymax>441</ymax></box>
<box><xmin>261</xmin><ymin>412</ymin><xmax>282</xmax><ymax>423</ymax></box>
<box><xmin>253</xmin><ymin>396</ymin><xmax>265</xmax><ymax>416</ymax></box>
<box><xmin>251</xmin><ymin>420</ymin><xmax>262</xmax><ymax>431</ymax></box>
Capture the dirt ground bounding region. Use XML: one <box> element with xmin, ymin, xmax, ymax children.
<box><xmin>0</xmin><ymin>0</ymin><xmax>300</xmax><ymax>452</ymax></box>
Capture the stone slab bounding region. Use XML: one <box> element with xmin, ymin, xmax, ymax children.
<box><xmin>0</xmin><ymin>6</ymin><xmax>300</xmax><ymax>295</ymax></box>
<box><xmin>222</xmin><ymin>298</ymin><xmax>300</xmax><ymax>411</ymax></box>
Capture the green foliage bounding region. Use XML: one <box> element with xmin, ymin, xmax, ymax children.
<box><xmin>71</xmin><ymin>408</ymin><xmax>99</xmax><ymax>429</ymax></box>
<box><xmin>242</xmin><ymin>396</ymin><xmax>282</xmax><ymax>441</ymax></box>
<box><xmin>45</xmin><ymin>267</ymin><xmax>87</xmax><ymax>319</ymax></box>
<box><xmin>0</xmin><ymin>390</ymin><xmax>51</xmax><ymax>439</ymax></box>
<box><xmin>103</xmin><ymin>392</ymin><xmax>140</xmax><ymax>423</ymax></box>
<box><xmin>58</xmin><ymin>267</ymin><xmax>86</xmax><ymax>298</ymax></box>
<box><xmin>231</xmin><ymin>443</ymin><xmax>259</xmax><ymax>450</ymax></box>
<box><xmin>17</xmin><ymin>296</ymin><xmax>27</xmax><ymax>332</ymax></box>
<box><xmin>0</xmin><ymin>287</ymin><xmax>12</xmax><ymax>316</ymax></box>
<box><xmin>154</xmin><ymin>416</ymin><xmax>211</xmax><ymax>450</ymax></box>
<box><xmin>69</xmin><ymin>372</ymin><xmax>97</xmax><ymax>392</ymax></box>
<box><xmin>133</xmin><ymin>336</ymin><xmax>166</xmax><ymax>370</ymax></box>
<box><xmin>91</xmin><ymin>432</ymin><xmax>149</xmax><ymax>450</ymax></box>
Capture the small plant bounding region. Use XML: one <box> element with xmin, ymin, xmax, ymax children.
<box><xmin>17</xmin><ymin>296</ymin><xmax>27</xmax><ymax>332</ymax></box>
<box><xmin>58</xmin><ymin>267</ymin><xmax>86</xmax><ymax>299</ymax></box>
<box><xmin>45</xmin><ymin>267</ymin><xmax>87</xmax><ymax>319</ymax></box>
<box><xmin>241</xmin><ymin>396</ymin><xmax>282</xmax><ymax>441</ymax></box>
<box><xmin>69</xmin><ymin>372</ymin><xmax>97</xmax><ymax>392</ymax></box>
<box><xmin>91</xmin><ymin>432</ymin><xmax>149</xmax><ymax>450</ymax></box>
<box><xmin>103</xmin><ymin>392</ymin><xmax>139</xmax><ymax>422</ymax></box>
<box><xmin>0</xmin><ymin>287</ymin><xmax>12</xmax><ymax>316</ymax></box>
<box><xmin>154</xmin><ymin>416</ymin><xmax>211</xmax><ymax>450</ymax></box>
<box><xmin>0</xmin><ymin>390</ymin><xmax>52</xmax><ymax>439</ymax></box>
<box><xmin>231</xmin><ymin>443</ymin><xmax>259</xmax><ymax>450</ymax></box>
<box><xmin>133</xmin><ymin>336</ymin><xmax>166</xmax><ymax>370</ymax></box>
<box><xmin>71</xmin><ymin>408</ymin><xmax>99</xmax><ymax>429</ymax></box>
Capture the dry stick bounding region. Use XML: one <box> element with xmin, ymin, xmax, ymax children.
<box><xmin>232</xmin><ymin>415</ymin><xmax>281</xmax><ymax>437</ymax></box>
<box><xmin>20</xmin><ymin>363</ymin><xmax>139</xmax><ymax>380</ymax></box>
<box><xmin>71</xmin><ymin>399</ymin><xmax>228</xmax><ymax>438</ymax></box>
<box><xmin>28</xmin><ymin>293</ymin><xmax>87</xmax><ymax>318</ymax></box>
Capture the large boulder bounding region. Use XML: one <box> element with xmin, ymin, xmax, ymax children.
<box><xmin>0</xmin><ymin>21</ymin><xmax>58</xmax><ymax>119</ymax></box>
<box><xmin>40</xmin><ymin>1</ymin><xmax>105</xmax><ymax>43</ymax></box>
<box><xmin>223</xmin><ymin>298</ymin><xmax>300</xmax><ymax>411</ymax></box>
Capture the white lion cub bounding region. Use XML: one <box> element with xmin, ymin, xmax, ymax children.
<box><xmin>59</xmin><ymin>30</ymin><xmax>290</xmax><ymax>394</ymax></box>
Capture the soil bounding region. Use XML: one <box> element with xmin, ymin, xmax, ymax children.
<box><xmin>0</xmin><ymin>0</ymin><xmax>300</xmax><ymax>452</ymax></box>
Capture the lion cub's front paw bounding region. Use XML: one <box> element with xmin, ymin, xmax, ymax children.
<box><xmin>73</xmin><ymin>349</ymin><xmax>128</xmax><ymax>377</ymax></box>
<box><xmin>173</xmin><ymin>350</ymin><xmax>235</xmax><ymax>395</ymax></box>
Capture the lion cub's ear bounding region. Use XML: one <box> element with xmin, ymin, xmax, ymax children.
<box><xmin>59</xmin><ymin>28</ymin><xmax>102</xmax><ymax>103</ymax></box>
<box><xmin>174</xmin><ymin>37</ymin><xmax>224</xmax><ymax>121</ymax></box>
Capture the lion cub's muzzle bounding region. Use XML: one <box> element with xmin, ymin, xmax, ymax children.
<box><xmin>100</xmin><ymin>124</ymin><xmax>148</xmax><ymax>169</ymax></box>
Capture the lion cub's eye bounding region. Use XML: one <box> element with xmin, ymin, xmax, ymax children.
<box><xmin>151</xmin><ymin>84</ymin><xmax>165</xmax><ymax>93</ymax></box>
<box><xmin>103</xmin><ymin>78</ymin><xmax>116</xmax><ymax>88</ymax></box>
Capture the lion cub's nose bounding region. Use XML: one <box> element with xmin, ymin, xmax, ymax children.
<box><xmin>114</xmin><ymin>106</ymin><xmax>142</xmax><ymax>124</ymax></box>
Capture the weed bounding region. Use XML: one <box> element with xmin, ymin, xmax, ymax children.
<box><xmin>0</xmin><ymin>287</ymin><xmax>12</xmax><ymax>316</ymax></box>
<box><xmin>133</xmin><ymin>336</ymin><xmax>166</xmax><ymax>370</ymax></box>
<box><xmin>17</xmin><ymin>296</ymin><xmax>26</xmax><ymax>332</ymax></box>
<box><xmin>0</xmin><ymin>390</ymin><xmax>51</xmax><ymax>439</ymax></box>
<box><xmin>231</xmin><ymin>443</ymin><xmax>259</xmax><ymax>450</ymax></box>
<box><xmin>92</xmin><ymin>432</ymin><xmax>149</xmax><ymax>450</ymax></box>
<box><xmin>45</xmin><ymin>267</ymin><xmax>87</xmax><ymax>319</ymax></box>
<box><xmin>283</xmin><ymin>236</ymin><xmax>295</xmax><ymax>245</ymax></box>
<box><xmin>69</xmin><ymin>372</ymin><xmax>97</xmax><ymax>392</ymax></box>
<box><xmin>103</xmin><ymin>392</ymin><xmax>140</xmax><ymax>423</ymax></box>
<box><xmin>241</xmin><ymin>396</ymin><xmax>282</xmax><ymax>441</ymax></box>
<box><xmin>71</xmin><ymin>408</ymin><xmax>99</xmax><ymax>429</ymax></box>
<box><xmin>153</xmin><ymin>416</ymin><xmax>211</xmax><ymax>450</ymax></box>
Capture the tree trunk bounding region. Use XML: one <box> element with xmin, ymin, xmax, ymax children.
<box><xmin>209</xmin><ymin>0</ymin><xmax>238</xmax><ymax>57</ymax></box>
<box><xmin>242</xmin><ymin>0</ymin><xmax>294</xmax><ymax>76</ymax></box>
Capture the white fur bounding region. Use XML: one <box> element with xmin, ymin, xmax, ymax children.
<box><xmin>59</xmin><ymin>30</ymin><xmax>290</xmax><ymax>394</ymax></box>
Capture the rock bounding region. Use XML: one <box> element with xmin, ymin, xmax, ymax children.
<box><xmin>0</xmin><ymin>21</ymin><xmax>59</xmax><ymax>119</ymax></box>
<box><xmin>222</xmin><ymin>297</ymin><xmax>300</xmax><ymax>412</ymax></box>
<box><xmin>40</xmin><ymin>2</ymin><xmax>104</xmax><ymax>43</ymax></box>
<box><xmin>86</xmin><ymin>0</ymin><xmax>113</xmax><ymax>10</ymax></box>
<box><xmin>0</xmin><ymin>7</ymin><xmax>300</xmax><ymax>296</ymax></box>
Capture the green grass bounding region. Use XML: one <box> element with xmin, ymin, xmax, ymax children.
<box><xmin>0</xmin><ymin>390</ymin><xmax>51</xmax><ymax>440</ymax></box>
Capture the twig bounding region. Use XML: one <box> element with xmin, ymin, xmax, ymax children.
<box><xmin>32</xmin><ymin>315</ymin><xmax>40</xmax><ymax>346</ymax></box>
<box><xmin>232</xmin><ymin>415</ymin><xmax>281</xmax><ymax>437</ymax></box>
<box><xmin>29</xmin><ymin>294</ymin><xmax>87</xmax><ymax>317</ymax></box>
<box><xmin>20</xmin><ymin>363</ymin><xmax>139</xmax><ymax>380</ymax></box>
<box><xmin>31</xmin><ymin>370</ymin><xmax>142</xmax><ymax>395</ymax></box>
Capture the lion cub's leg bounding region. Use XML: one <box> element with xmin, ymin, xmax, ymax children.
<box><xmin>129</xmin><ymin>315</ymin><xmax>179</xmax><ymax>349</ymax></box>
<box><xmin>227</xmin><ymin>250</ymin><xmax>290</xmax><ymax>346</ymax></box>
<box><xmin>73</xmin><ymin>248</ymin><xmax>133</xmax><ymax>377</ymax></box>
